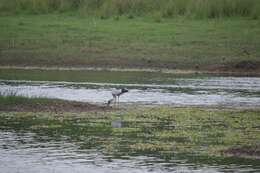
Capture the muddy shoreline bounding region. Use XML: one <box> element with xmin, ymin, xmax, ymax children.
<box><xmin>224</xmin><ymin>145</ymin><xmax>260</xmax><ymax>160</ymax></box>
<box><xmin>0</xmin><ymin>100</ymin><xmax>110</xmax><ymax>112</ymax></box>
<box><xmin>1</xmin><ymin>65</ymin><xmax>260</xmax><ymax>76</ymax></box>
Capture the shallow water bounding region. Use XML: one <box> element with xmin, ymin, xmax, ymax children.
<box><xmin>1</xmin><ymin>131</ymin><xmax>259</xmax><ymax>173</ymax></box>
<box><xmin>1</xmin><ymin>116</ymin><xmax>260</xmax><ymax>173</ymax></box>
<box><xmin>1</xmin><ymin>76</ymin><xmax>260</xmax><ymax>108</ymax></box>
<box><xmin>1</xmin><ymin>69</ymin><xmax>260</xmax><ymax>172</ymax></box>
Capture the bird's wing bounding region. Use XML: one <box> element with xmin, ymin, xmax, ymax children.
<box><xmin>112</xmin><ymin>89</ymin><xmax>121</xmax><ymax>95</ymax></box>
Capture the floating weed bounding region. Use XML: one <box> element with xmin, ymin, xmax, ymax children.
<box><xmin>0</xmin><ymin>107</ymin><xmax>260</xmax><ymax>159</ymax></box>
<box><xmin>30</xmin><ymin>124</ymin><xmax>62</xmax><ymax>130</ymax></box>
<box><xmin>130</xmin><ymin>143</ymin><xmax>167</xmax><ymax>153</ymax></box>
<box><xmin>112</xmin><ymin>127</ymin><xmax>140</xmax><ymax>134</ymax></box>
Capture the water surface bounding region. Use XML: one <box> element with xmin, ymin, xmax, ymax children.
<box><xmin>1</xmin><ymin>75</ymin><xmax>260</xmax><ymax>108</ymax></box>
<box><xmin>1</xmin><ymin>69</ymin><xmax>260</xmax><ymax>172</ymax></box>
<box><xmin>1</xmin><ymin>114</ymin><xmax>260</xmax><ymax>173</ymax></box>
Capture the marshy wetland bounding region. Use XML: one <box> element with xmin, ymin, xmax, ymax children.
<box><xmin>0</xmin><ymin>69</ymin><xmax>260</xmax><ymax>172</ymax></box>
<box><xmin>1</xmin><ymin>107</ymin><xmax>260</xmax><ymax>172</ymax></box>
<box><xmin>1</xmin><ymin>1</ymin><xmax>260</xmax><ymax>171</ymax></box>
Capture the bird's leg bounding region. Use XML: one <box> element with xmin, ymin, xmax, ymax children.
<box><xmin>112</xmin><ymin>96</ymin><xmax>116</xmax><ymax>107</ymax></box>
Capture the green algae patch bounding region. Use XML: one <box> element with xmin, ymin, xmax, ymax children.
<box><xmin>0</xmin><ymin>107</ymin><xmax>260</xmax><ymax>159</ymax></box>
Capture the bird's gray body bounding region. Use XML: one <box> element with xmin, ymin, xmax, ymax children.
<box><xmin>112</xmin><ymin>89</ymin><xmax>122</xmax><ymax>97</ymax></box>
<box><xmin>107</xmin><ymin>88</ymin><xmax>128</xmax><ymax>106</ymax></box>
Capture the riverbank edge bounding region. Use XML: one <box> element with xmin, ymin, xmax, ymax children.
<box><xmin>0</xmin><ymin>95</ymin><xmax>110</xmax><ymax>112</ymax></box>
<box><xmin>1</xmin><ymin>66</ymin><xmax>260</xmax><ymax>76</ymax></box>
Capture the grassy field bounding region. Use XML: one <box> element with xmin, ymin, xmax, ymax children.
<box><xmin>0</xmin><ymin>105</ymin><xmax>259</xmax><ymax>159</ymax></box>
<box><xmin>0</xmin><ymin>68</ymin><xmax>207</xmax><ymax>84</ymax></box>
<box><xmin>1</xmin><ymin>0</ymin><xmax>260</xmax><ymax>19</ymax></box>
<box><xmin>0</xmin><ymin>14</ymin><xmax>260</xmax><ymax>72</ymax></box>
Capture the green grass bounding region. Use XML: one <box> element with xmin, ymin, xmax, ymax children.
<box><xmin>0</xmin><ymin>68</ymin><xmax>206</xmax><ymax>83</ymax></box>
<box><xmin>0</xmin><ymin>14</ymin><xmax>259</xmax><ymax>71</ymax></box>
<box><xmin>0</xmin><ymin>91</ymin><xmax>55</xmax><ymax>105</ymax></box>
<box><xmin>1</xmin><ymin>0</ymin><xmax>260</xmax><ymax>19</ymax></box>
<box><xmin>0</xmin><ymin>106</ymin><xmax>260</xmax><ymax>159</ymax></box>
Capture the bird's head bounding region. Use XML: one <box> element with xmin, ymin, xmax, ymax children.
<box><xmin>121</xmin><ymin>88</ymin><xmax>128</xmax><ymax>93</ymax></box>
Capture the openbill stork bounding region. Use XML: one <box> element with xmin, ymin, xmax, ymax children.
<box><xmin>107</xmin><ymin>88</ymin><xmax>128</xmax><ymax>106</ymax></box>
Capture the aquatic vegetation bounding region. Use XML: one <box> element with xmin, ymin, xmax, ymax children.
<box><xmin>0</xmin><ymin>107</ymin><xmax>260</xmax><ymax>159</ymax></box>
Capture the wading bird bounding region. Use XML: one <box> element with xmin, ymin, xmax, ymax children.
<box><xmin>107</xmin><ymin>88</ymin><xmax>128</xmax><ymax>106</ymax></box>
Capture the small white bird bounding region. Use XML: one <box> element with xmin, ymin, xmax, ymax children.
<box><xmin>107</xmin><ymin>88</ymin><xmax>128</xmax><ymax>106</ymax></box>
